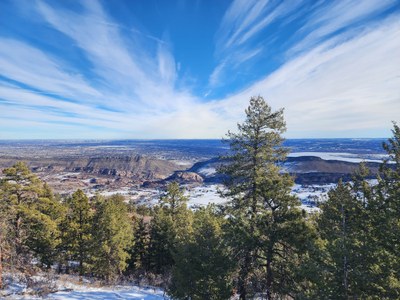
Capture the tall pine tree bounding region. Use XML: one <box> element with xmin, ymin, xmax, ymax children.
<box><xmin>148</xmin><ymin>182</ymin><xmax>192</xmax><ymax>275</ymax></box>
<box><xmin>0</xmin><ymin>185</ymin><xmax>9</xmax><ymax>289</ymax></box>
<box><xmin>0</xmin><ymin>162</ymin><xmax>62</xmax><ymax>270</ymax></box>
<box><xmin>372</xmin><ymin>123</ymin><xmax>400</xmax><ymax>297</ymax></box>
<box><xmin>317</xmin><ymin>181</ymin><xmax>366</xmax><ymax>298</ymax></box>
<box><xmin>169</xmin><ymin>205</ymin><xmax>233</xmax><ymax>300</ymax></box>
<box><xmin>219</xmin><ymin>96</ymin><xmax>314</xmax><ymax>299</ymax></box>
<box><xmin>127</xmin><ymin>216</ymin><xmax>151</xmax><ymax>273</ymax></box>
<box><xmin>92</xmin><ymin>194</ymin><xmax>134</xmax><ymax>282</ymax></box>
<box><xmin>59</xmin><ymin>189</ymin><xmax>93</xmax><ymax>277</ymax></box>
<box><xmin>315</xmin><ymin>124</ymin><xmax>400</xmax><ymax>298</ymax></box>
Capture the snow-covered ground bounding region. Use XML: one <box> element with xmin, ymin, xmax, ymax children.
<box><xmin>0</xmin><ymin>274</ymin><xmax>167</xmax><ymax>300</ymax></box>
<box><xmin>197</xmin><ymin>166</ymin><xmax>217</xmax><ymax>176</ymax></box>
<box><xmin>48</xmin><ymin>285</ymin><xmax>166</xmax><ymax>300</ymax></box>
<box><xmin>292</xmin><ymin>183</ymin><xmax>335</xmax><ymax>212</ymax></box>
<box><xmin>292</xmin><ymin>184</ymin><xmax>334</xmax><ymax>202</ymax></box>
<box><xmin>288</xmin><ymin>152</ymin><xmax>387</xmax><ymax>163</ymax></box>
<box><xmin>96</xmin><ymin>188</ymin><xmax>131</xmax><ymax>197</ymax></box>
<box><xmin>186</xmin><ymin>184</ymin><xmax>226</xmax><ymax>206</ymax></box>
<box><xmin>182</xmin><ymin>183</ymin><xmax>330</xmax><ymax>212</ymax></box>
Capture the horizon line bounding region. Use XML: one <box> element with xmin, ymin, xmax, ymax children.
<box><xmin>0</xmin><ymin>137</ymin><xmax>389</xmax><ymax>142</ymax></box>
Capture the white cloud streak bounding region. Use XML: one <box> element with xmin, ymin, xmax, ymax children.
<box><xmin>210</xmin><ymin>0</ymin><xmax>302</xmax><ymax>87</ymax></box>
<box><xmin>0</xmin><ymin>0</ymin><xmax>399</xmax><ymax>139</ymax></box>
<box><xmin>0</xmin><ymin>38</ymin><xmax>100</xmax><ymax>99</ymax></box>
<box><xmin>213</xmin><ymin>15</ymin><xmax>400</xmax><ymax>137</ymax></box>
<box><xmin>291</xmin><ymin>0</ymin><xmax>397</xmax><ymax>54</ymax></box>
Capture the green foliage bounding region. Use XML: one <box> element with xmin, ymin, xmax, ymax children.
<box><xmin>0</xmin><ymin>162</ymin><xmax>62</xmax><ymax>268</ymax></box>
<box><xmin>127</xmin><ymin>216</ymin><xmax>151</xmax><ymax>272</ymax></box>
<box><xmin>92</xmin><ymin>194</ymin><xmax>134</xmax><ymax>281</ymax></box>
<box><xmin>378</xmin><ymin>123</ymin><xmax>400</xmax><ymax>253</ymax></box>
<box><xmin>168</xmin><ymin>205</ymin><xmax>233</xmax><ymax>300</ymax></box>
<box><xmin>148</xmin><ymin>182</ymin><xmax>192</xmax><ymax>275</ymax></box>
<box><xmin>317</xmin><ymin>181</ymin><xmax>366</xmax><ymax>298</ymax></box>
<box><xmin>371</xmin><ymin>122</ymin><xmax>400</xmax><ymax>297</ymax></box>
<box><xmin>59</xmin><ymin>189</ymin><xmax>93</xmax><ymax>276</ymax></box>
<box><xmin>314</xmin><ymin>123</ymin><xmax>400</xmax><ymax>299</ymax></box>
<box><xmin>148</xmin><ymin>209</ymin><xmax>177</xmax><ymax>274</ymax></box>
<box><xmin>219</xmin><ymin>96</ymin><xmax>314</xmax><ymax>299</ymax></box>
<box><xmin>159</xmin><ymin>182</ymin><xmax>190</xmax><ymax>223</ymax></box>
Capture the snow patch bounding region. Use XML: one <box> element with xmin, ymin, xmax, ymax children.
<box><xmin>288</xmin><ymin>152</ymin><xmax>387</xmax><ymax>163</ymax></box>
<box><xmin>186</xmin><ymin>184</ymin><xmax>227</xmax><ymax>206</ymax></box>
<box><xmin>48</xmin><ymin>285</ymin><xmax>166</xmax><ymax>300</ymax></box>
<box><xmin>0</xmin><ymin>274</ymin><xmax>167</xmax><ymax>300</ymax></box>
<box><xmin>197</xmin><ymin>167</ymin><xmax>216</xmax><ymax>176</ymax></box>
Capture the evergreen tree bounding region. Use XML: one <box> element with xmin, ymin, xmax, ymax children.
<box><xmin>371</xmin><ymin>123</ymin><xmax>400</xmax><ymax>297</ymax></box>
<box><xmin>378</xmin><ymin>123</ymin><xmax>400</xmax><ymax>260</ymax></box>
<box><xmin>0</xmin><ymin>187</ymin><xmax>9</xmax><ymax>289</ymax></box>
<box><xmin>219</xmin><ymin>96</ymin><xmax>314</xmax><ymax>299</ymax></box>
<box><xmin>148</xmin><ymin>182</ymin><xmax>192</xmax><ymax>275</ymax></box>
<box><xmin>169</xmin><ymin>205</ymin><xmax>233</xmax><ymax>300</ymax></box>
<box><xmin>1</xmin><ymin>162</ymin><xmax>44</xmax><ymax>257</ymax></box>
<box><xmin>127</xmin><ymin>216</ymin><xmax>151</xmax><ymax>273</ymax></box>
<box><xmin>316</xmin><ymin>124</ymin><xmax>400</xmax><ymax>299</ymax></box>
<box><xmin>59</xmin><ymin>189</ymin><xmax>92</xmax><ymax>276</ymax></box>
<box><xmin>317</xmin><ymin>181</ymin><xmax>366</xmax><ymax>298</ymax></box>
<box><xmin>25</xmin><ymin>182</ymin><xmax>64</xmax><ymax>268</ymax></box>
<box><xmin>0</xmin><ymin>162</ymin><xmax>61</xmax><ymax>269</ymax></box>
<box><xmin>159</xmin><ymin>182</ymin><xmax>187</xmax><ymax>212</ymax></box>
<box><xmin>92</xmin><ymin>194</ymin><xmax>134</xmax><ymax>281</ymax></box>
<box><xmin>350</xmin><ymin>164</ymin><xmax>390</xmax><ymax>297</ymax></box>
<box><xmin>148</xmin><ymin>210</ymin><xmax>176</xmax><ymax>275</ymax></box>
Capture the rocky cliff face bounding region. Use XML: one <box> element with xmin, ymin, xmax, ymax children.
<box><xmin>0</xmin><ymin>153</ymin><xmax>386</xmax><ymax>187</ymax></box>
<box><xmin>165</xmin><ymin>171</ymin><xmax>204</xmax><ymax>183</ymax></box>
<box><xmin>77</xmin><ymin>155</ymin><xmax>178</xmax><ymax>180</ymax></box>
<box><xmin>0</xmin><ymin>154</ymin><xmax>181</xmax><ymax>182</ymax></box>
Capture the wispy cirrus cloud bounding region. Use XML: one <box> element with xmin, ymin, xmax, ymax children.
<box><xmin>210</xmin><ymin>0</ymin><xmax>302</xmax><ymax>88</ymax></box>
<box><xmin>216</xmin><ymin>0</ymin><xmax>269</xmax><ymax>52</ymax></box>
<box><xmin>214</xmin><ymin>14</ymin><xmax>400</xmax><ymax>137</ymax></box>
<box><xmin>0</xmin><ymin>0</ymin><xmax>399</xmax><ymax>139</ymax></box>
<box><xmin>0</xmin><ymin>38</ymin><xmax>100</xmax><ymax>99</ymax></box>
<box><xmin>0</xmin><ymin>0</ymin><xmax>205</xmax><ymax>138</ymax></box>
<box><xmin>37</xmin><ymin>1</ymin><xmax>163</xmax><ymax>107</ymax></box>
<box><xmin>290</xmin><ymin>0</ymin><xmax>397</xmax><ymax>54</ymax></box>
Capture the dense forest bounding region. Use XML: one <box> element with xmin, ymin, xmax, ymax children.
<box><xmin>0</xmin><ymin>96</ymin><xmax>399</xmax><ymax>299</ymax></box>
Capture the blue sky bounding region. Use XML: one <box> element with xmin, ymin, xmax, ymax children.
<box><xmin>0</xmin><ymin>0</ymin><xmax>399</xmax><ymax>139</ymax></box>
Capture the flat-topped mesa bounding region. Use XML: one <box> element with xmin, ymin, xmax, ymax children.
<box><xmin>0</xmin><ymin>154</ymin><xmax>181</xmax><ymax>182</ymax></box>
<box><xmin>73</xmin><ymin>154</ymin><xmax>180</xmax><ymax>180</ymax></box>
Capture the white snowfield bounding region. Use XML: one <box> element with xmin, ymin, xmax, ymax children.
<box><xmin>197</xmin><ymin>166</ymin><xmax>217</xmax><ymax>176</ymax></box>
<box><xmin>47</xmin><ymin>285</ymin><xmax>166</xmax><ymax>300</ymax></box>
<box><xmin>288</xmin><ymin>152</ymin><xmax>387</xmax><ymax>163</ymax></box>
<box><xmin>1</xmin><ymin>274</ymin><xmax>167</xmax><ymax>300</ymax></box>
<box><xmin>2</xmin><ymin>285</ymin><xmax>166</xmax><ymax>300</ymax></box>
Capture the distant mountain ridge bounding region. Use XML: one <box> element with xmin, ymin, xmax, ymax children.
<box><xmin>186</xmin><ymin>156</ymin><xmax>382</xmax><ymax>185</ymax></box>
<box><xmin>0</xmin><ymin>138</ymin><xmax>389</xmax><ymax>186</ymax></box>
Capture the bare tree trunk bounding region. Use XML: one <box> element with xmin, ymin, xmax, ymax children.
<box><xmin>15</xmin><ymin>194</ymin><xmax>22</xmax><ymax>257</ymax></box>
<box><xmin>341</xmin><ymin>204</ymin><xmax>348</xmax><ymax>297</ymax></box>
<box><xmin>0</xmin><ymin>244</ymin><xmax>3</xmax><ymax>289</ymax></box>
<box><xmin>15</xmin><ymin>212</ymin><xmax>22</xmax><ymax>256</ymax></box>
<box><xmin>266</xmin><ymin>247</ymin><xmax>273</xmax><ymax>300</ymax></box>
<box><xmin>79</xmin><ymin>210</ymin><xmax>83</xmax><ymax>282</ymax></box>
<box><xmin>79</xmin><ymin>259</ymin><xmax>83</xmax><ymax>282</ymax></box>
<box><xmin>240</xmin><ymin>150</ymin><xmax>259</xmax><ymax>300</ymax></box>
<box><xmin>238</xmin><ymin>253</ymin><xmax>251</xmax><ymax>300</ymax></box>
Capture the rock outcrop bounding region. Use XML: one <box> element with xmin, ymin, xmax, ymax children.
<box><xmin>165</xmin><ymin>171</ymin><xmax>204</xmax><ymax>183</ymax></box>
